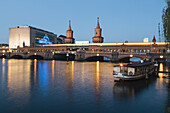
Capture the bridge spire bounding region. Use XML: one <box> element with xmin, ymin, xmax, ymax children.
<box><xmin>68</xmin><ymin>20</ymin><xmax>71</xmax><ymax>30</ymax></box>
<box><xmin>96</xmin><ymin>17</ymin><xmax>100</xmax><ymax>28</ymax></box>
<box><xmin>65</xmin><ymin>20</ymin><xmax>75</xmax><ymax>44</ymax></box>
<box><xmin>92</xmin><ymin>17</ymin><xmax>104</xmax><ymax>43</ymax></box>
<box><xmin>152</xmin><ymin>36</ymin><xmax>156</xmax><ymax>44</ymax></box>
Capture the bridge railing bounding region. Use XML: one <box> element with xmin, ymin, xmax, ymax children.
<box><xmin>85</xmin><ymin>51</ymin><xmax>148</xmax><ymax>55</ymax></box>
<box><xmin>119</xmin><ymin>52</ymin><xmax>147</xmax><ymax>55</ymax></box>
<box><xmin>85</xmin><ymin>51</ymin><xmax>113</xmax><ymax>54</ymax></box>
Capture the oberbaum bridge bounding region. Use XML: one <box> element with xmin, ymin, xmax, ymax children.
<box><xmin>0</xmin><ymin>18</ymin><xmax>168</xmax><ymax>62</ymax></box>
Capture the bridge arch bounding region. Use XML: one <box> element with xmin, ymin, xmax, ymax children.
<box><xmin>10</xmin><ymin>55</ymin><xmax>23</xmax><ymax>59</ymax></box>
<box><xmin>119</xmin><ymin>55</ymin><xmax>144</xmax><ymax>63</ymax></box>
<box><xmin>28</xmin><ymin>55</ymin><xmax>44</xmax><ymax>60</ymax></box>
<box><xmin>85</xmin><ymin>54</ymin><xmax>112</xmax><ymax>61</ymax></box>
<box><xmin>0</xmin><ymin>55</ymin><xmax>7</xmax><ymax>58</ymax></box>
<box><xmin>154</xmin><ymin>56</ymin><xmax>166</xmax><ymax>61</ymax></box>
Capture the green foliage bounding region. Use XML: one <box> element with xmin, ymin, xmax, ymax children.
<box><xmin>162</xmin><ymin>3</ymin><xmax>170</xmax><ymax>113</ymax></box>
<box><xmin>162</xmin><ymin>6</ymin><xmax>170</xmax><ymax>44</ymax></box>
<box><xmin>162</xmin><ymin>4</ymin><xmax>170</xmax><ymax>77</ymax></box>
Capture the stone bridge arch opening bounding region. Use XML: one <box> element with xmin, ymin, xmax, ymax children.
<box><xmin>119</xmin><ymin>56</ymin><xmax>144</xmax><ymax>63</ymax></box>
<box><xmin>10</xmin><ymin>55</ymin><xmax>23</xmax><ymax>59</ymax></box>
<box><xmin>85</xmin><ymin>55</ymin><xmax>112</xmax><ymax>61</ymax></box>
<box><xmin>0</xmin><ymin>55</ymin><xmax>7</xmax><ymax>58</ymax></box>
<box><xmin>154</xmin><ymin>57</ymin><xmax>166</xmax><ymax>62</ymax></box>
<box><xmin>28</xmin><ymin>55</ymin><xmax>44</xmax><ymax>60</ymax></box>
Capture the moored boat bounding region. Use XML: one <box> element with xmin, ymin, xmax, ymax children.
<box><xmin>113</xmin><ymin>62</ymin><xmax>154</xmax><ymax>81</ymax></box>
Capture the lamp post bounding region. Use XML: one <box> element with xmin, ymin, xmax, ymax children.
<box><xmin>160</xmin><ymin>55</ymin><xmax>164</xmax><ymax>59</ymax></box>
<box><xmin>130</xmin><ymin>54</ymin><xmax>133</xmax><ymax>58</ymax></box>
<box><xmin>66</xmin><ymin>53</ymin><xmax>69</xmax><ymax>62</ymax></box>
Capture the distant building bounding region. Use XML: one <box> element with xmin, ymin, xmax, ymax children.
<box><xmin>0</xmin><ymin>43</ymin><xmax>9</xmax><ymax>52</ymax></box>
<box><xmin>75</xmin><ymin>41</ymin><xmax>90</xmax><ymax>44</ymax></box>
<box><xmin>57</xmin><ymin>35</ymin><xmax>66</xmax><ymax>44</ymax></box>
<box><xmin>143</xmin><ymin>38</ymin><xmax>149</xmax><ymax>42</ymax></box>
<box><xmin>0</xmin><ymin>44</ymin><xmax>9</xmax><ymax>47</ymax></box>
<box><xmin>9</xmin><ymin>25</ymin><xmax>58</xmax><ymax>48</ymax></box>
<box><xmin>125</xmin><ymin>40</ymin><xmax>128</xmax><ymax>43</ymax></box>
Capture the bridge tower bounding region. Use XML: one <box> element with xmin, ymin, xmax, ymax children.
<box><xmin>65</xmin><ymin>20</ymin><xmax>75</xmax><ymax>44</ymax></box>
<box><xmin>152</xmin><ymin>35</ymin><xmax>156</xmax><ymax>44</ymax></box>
<box><xmin>92</xmin><ymin>17</ymin><xmax>104</xmax><ymax>43</ymax></box>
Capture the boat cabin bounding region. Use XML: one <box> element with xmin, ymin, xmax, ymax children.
<box><xmin>113</xmin><ymin>62</ymin><xmax>153</xmax><ymax>76</ymax></box>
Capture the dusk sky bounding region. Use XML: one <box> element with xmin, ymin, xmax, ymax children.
<box><xmin>0</xmin><ymin>0</ymin><xmax>167</xmax><ymax>43</ymax></box>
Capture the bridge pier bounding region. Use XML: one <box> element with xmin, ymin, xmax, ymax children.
<box><xmin>111</xmin><ymin>52</ymin><xmax>119</xmax><ymax>62</ymax></box>
<box><xmin>75</xmin><ymin>51</ymin><xmax>119</xmax><ymax>62</ymax></box>
<box><xmin>75</xmin><ymin>51</ymin><xmax>86</xmax><ymax>61</ymax></box>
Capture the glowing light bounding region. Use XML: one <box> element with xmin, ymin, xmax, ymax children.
<box><xmin>97</xmin><ymin>54</ymin><xmax>99</xmax><ymax>56</ymax></box>
<box><xmin>2</xmin><ymin>50</ymin><xmax>5</xmax><ymax>53</ymax></box>
<box><xmin>2</xmin><ymin>53</ymin><xmax>4</xmax><ymax>55</ymax></box>
<box><xmin>2</xmin><ymin>58</ymin><xmax>5</xmax><ymax>65</ymax></box>
<box><xmin>160</xmin><ymin>55</ymin><xmax>164</xmax><ymax>59</ymax></box>
<box><xmin>34</xmin><ymin>59</ymin><xmax>37</xmax><ymax>82</ymax></box>
<box><xmin>34</xmin><ymin>53</ymin><xmax>36</xmax><ymax>55</ymax></box>
<box><xmin>96</xmin><ymin>61</ymin><xmax>99</xmax><ymax>73</ymax></box>
<box><xmin>43</xmin><ymin>42</ymin><xmax>166</xmax><ymax>47</ymax></box>
<box><xmin>52</xmin><ymin>60</ymin><xmax>55</xmax><ymax>82</ymax></box>
<box><xmin>158</xmin><ymin>63</ymin><xmax>163</xmax><ymax>78</ymax></box>
<box><xmin>96</xmin><ymin>61</ymin><xmax>100</xmax><ymax>92</ymax></box>
<box><xmin>2</xmin><ymin>58</ymin><xmax>5</xmax><ymax>82</ymax></box>
<box><xmin>37</xmin><ymin>35</ymin><xmax>53</xmax><ymax>45</ymax></box>
<box><xmin>71</xmin><ymin>61</ymin><xmax>74</xmax><ymax>83</ymax></box>
<box><xmin>120</xmin><ymin>63</ymin><xmax>123</xmax><ymax>67</ymax></box>
<box><xmin>130</xmin><ymin>54</ymin><xmax>133</xmax><ymax>57</ymax></box>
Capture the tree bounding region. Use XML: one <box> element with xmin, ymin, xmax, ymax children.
<box><xmin>162</xmin><ymin>1</ymin><xmax>170</xmax><ymax>113</ymax></box>
<box><xmin>162</xmin><ymin>3</ymin><xmax>170</xmax><ymax>46</ymax></box>
<box><xmin>162</xmin><ymin>2</ymin><xmax>170</xmax><ymax>76</ymax></box>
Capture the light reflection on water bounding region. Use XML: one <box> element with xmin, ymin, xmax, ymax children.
<box><xmin>0</xmin><ymin>59</ymin><xmax>169</xmax><ymax>113</ymax></box>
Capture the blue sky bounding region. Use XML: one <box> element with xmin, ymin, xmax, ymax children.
<box><xmin>0</xmin><ymin>0</ymin><xmax>167</xmax><ymax>43</ymax></box>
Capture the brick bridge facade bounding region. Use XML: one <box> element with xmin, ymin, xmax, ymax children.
<box><xmin>0</xmin><ymin>42</ymin><xmax>168</xmax><ymax>61</ymax></box>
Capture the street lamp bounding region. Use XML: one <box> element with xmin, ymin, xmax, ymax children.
<box><xmin>66</xmin><ymin>53</ymin><xmax>69</xmax><ymax>62</ymax></box>
<box><xmin>120</xmin><ymin>63</ymin><xmax>123</xmax><ymax>67</ymax></box>
<box><xmin>130</xmin><ymin>54</ymin><xmax>133</xmax><ymax>58</ymax></box>
<box><xmin>160</xmin><ymin>55</ymin><xmax>163</xmax><ymax>59</ymax></box>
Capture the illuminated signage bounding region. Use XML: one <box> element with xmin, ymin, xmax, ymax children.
<box><xmin>37</xmin><ymin>35</ymin><xmax>53</xmax><ymax>45</ymax></box>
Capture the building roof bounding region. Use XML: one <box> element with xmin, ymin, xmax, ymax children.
<box><xmin>11</xmin><ymin>25</ymin><xmax>56</xmax><ymax>35</ymax></box>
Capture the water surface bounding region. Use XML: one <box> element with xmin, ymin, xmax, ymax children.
<box><xmin>0</xmin><ymin>59</ymin><xmax>169</xmax><ymax>113</ymax></box>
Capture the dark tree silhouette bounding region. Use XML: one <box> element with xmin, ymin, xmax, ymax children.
<box><xmin>162</xmin><ymin>1</ymin><xmax>170</xmax><ymax>113</ymax></box>
<box><xmin>162</xmin><ymin>1</ymin><xmax>170</xmax><ymax>76</ymax></box>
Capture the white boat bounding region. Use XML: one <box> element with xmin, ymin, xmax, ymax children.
<box><xmin>113</xmin><ymin>62</ymin><xmax>154</xmax><ymax>81</ymax></box>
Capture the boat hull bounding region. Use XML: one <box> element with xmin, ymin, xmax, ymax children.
<box><xmin>113</xmin><ymin>69</ymin><xmax>154</xmax><ymax>82</ymax></box>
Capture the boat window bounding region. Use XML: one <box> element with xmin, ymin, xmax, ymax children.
<box><xmin>120</xmin><ymin>67</ymin><xmax>124</xmax><ymax>73</ymax></box>
<box><xmin>124</xmin><ymin>67</ymin><xmax>128</xmax><ymax>73</ymax></box>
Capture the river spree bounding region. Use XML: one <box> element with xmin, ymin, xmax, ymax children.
<box><xmin>0</xmin><ymin>59</ymin><xmax>169</xmax><ymax>113</ymax></box>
